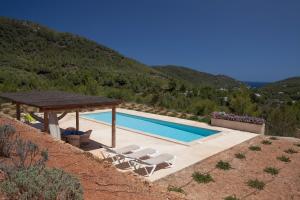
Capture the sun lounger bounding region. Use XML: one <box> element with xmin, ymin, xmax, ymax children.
<box><xmin>132</xmin><ymin>153</ymin><xmax>176</xmax><ymax>176</ymax></box>
<box><xmin>103</xmin><ymin>145</ymin><xmax>141</xmax><ymax>162</ymax></box>
<box><xmin>118</xmin><ymin>148</ymin><xmax>158</xmax><ymax>165</ymax></box>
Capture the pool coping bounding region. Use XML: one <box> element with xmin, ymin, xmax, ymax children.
<box><xmin>80</xmin><ymin>109</ymin><xmax>228</xmax><ymax>146</ymax></box>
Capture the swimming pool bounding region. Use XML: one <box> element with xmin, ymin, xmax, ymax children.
<box><xmin>82</xmin><ymin>112</ymin><xmax>219</xmax><ymax>143</ymax></box>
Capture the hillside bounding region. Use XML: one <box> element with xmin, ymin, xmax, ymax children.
<box><xmin>260</xmin><ymin>77</ymin><xmax>300</xmax><ymax>101</ymax></box>
<box><xmin>0</xmin><ymin>17</ymin><xmax>299</xmax><ymax>137</ymax></box>
<box><xmin>0</xmin><ymin>17</ymin><xmax>241</xmax><ymax>96</ymax></box>
<box><xmin>0</xmin><ymin>17</ymin><xmax>168</xmax><ymax>95</ymax></box>
<box><xmin>154</xmin><ymin>65</ymin><xmax>241</xmax><ymax>88</ymax></box>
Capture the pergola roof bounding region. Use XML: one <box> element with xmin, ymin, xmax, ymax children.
<box><xmin>0</xmin><ymin>91</ymin><xmax>122</xmax><ymax>111</ymax></box>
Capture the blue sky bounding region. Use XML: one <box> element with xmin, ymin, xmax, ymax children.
<box><xmin>1</xmin><ymin>0</ymin><xmax>300</xmax><ymax>82</ymax></box>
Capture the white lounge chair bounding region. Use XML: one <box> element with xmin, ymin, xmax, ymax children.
<box><xmin>102</xmin><ymin>145</ymin><xmax>141</xmax><ymax>163</ymax></box>
<box><xmin>118</xmin><ymin>148</ymin><xmax>158</xmax><ymax>165</ymax></box>
<box><xmin>132</xmin><ymin>153</ymin><xmax>176</xmax><ymax>176</ymax></box>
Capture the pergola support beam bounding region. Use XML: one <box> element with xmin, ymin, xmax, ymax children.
<box><xmin>16</xmin><ymin>103</ymin><xmax>21</xmax><ymax>121</ymax></box>
<box><xmin>43</xmin><ymin>111</ymin><xmax>49</xmax><ymax>132</ymax></box>
<box><xmin>76</xmin><ymin>110</ymin><xmax>79</xmax><ymax>131</ymax></box>
<box><xmin>112</xmin><ymin>106</ymin><xmax>116</xmax><ymax>148</ymax></box>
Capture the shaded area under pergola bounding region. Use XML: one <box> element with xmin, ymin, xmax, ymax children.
<box><xmin>0</xmin><ymin>91</ymin><xmax>122</xmax><ymax>147</ymax></box>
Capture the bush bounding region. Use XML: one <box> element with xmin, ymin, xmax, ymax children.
<box><xmin>247</xmin><ymin>179</ymin><xmax>265</xmax><ymax>190</ymax></box>
<box><xmin>0</xmin><ymin>166</ymin><xmax>83</xmax><ymax>200</ymax></box>
<box><xmin>12</xmin><ymin>138</ymin><xmax>48</xmax><ymax>170</ymax></box>
<box><xmin>216</xmin><ymin>160</ymin><xmax>231</xmax><ymax>170</ymax></box>
<box><xmin>277</xmin><ymin>155</ymin><xmax>291</xmax><ymax>163</ymax></box>
<box><xmin>167</xmin><ymin>185</ymin><xmax>185</xmax><ymax>194</ymax></box>
<box><xmin>284</xmin><ymin>148</ymin><xmax>298</xmax><ymax>154</ymax></box>
<box><xmin>267</xmin><ymin>106</ymin><xmax>298</xmax><ymax>137</ymax></box>
<box><xmin>0</xmin><ymin>124</ymin><xmax>16</xmax><ymax>157</ymax></box>
<box><xmin>190</xmin><ymin>100</ymin><xmax>217</xmax><ymax>116</ymax></box>
<box><xmin>224</xmin><ymin>195</ymin><xmax>239</xmax><ymax>200</ymax></box>
<box><xmin>192</xmin><ymin>172</ymin><xmax>213</xmax><ymax>184</ymax></box>
<box><xmin>294</xmin><ymin>143</ymin><xmax>300</xmax><ymax>147</ymax></box>
<box><xmin>198</xmin><ymin>117</ymin><xmax>211</xmax><ymax>124</ymax></box>
<box><xmin>0</xmin><ymin>124</ymin><xmax>83</xmax><ymax>200</ymax></box>
<box><xmin>249</xmin><ymin>145</ymin><xmax>261</xmax><ymax>151</ymax></box>
<box><xmin>261</xmin><ymin>140</ymin><xmax>272</xmax><ymax>145</ymax></box>
<box><xmin>269</xmin><ymin>136</ymin><xmax>278</xmax><ymax>140</ymax></box>
<box><xmin>264</xmin><ymin>167</ymin><xmax>279</xmax><ymax>175</ymax></box>
<box><xmin>235</xmin><ymin>153</ymin><xmax>246</xmax><ymax>159</ymax></box>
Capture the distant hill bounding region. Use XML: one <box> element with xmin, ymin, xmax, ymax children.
<box><xmin>0</xmin><ymin>17</ymin><xmax>168</xmax><ymax>94</ymax></box>
<box><xmin>260</xmin><ymin>77</ymin><xmax>300</xmax><ymax>101</ymax></box>
<box><xmin>153</xmin><ymin>65</ymin><xmax>242</xmax><ymax>88</ymax></box>
<box><xmin>0</xmin><ymin>17</ymin><xmax>241</xmax><ymax>94</ymax></box>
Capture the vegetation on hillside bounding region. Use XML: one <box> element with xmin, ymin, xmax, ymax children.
<box><xmin>0</xmin><ymin>17</ymin><xmax>299</xmax><ymax>137</ymax></box>
<box><xmin>0</xmin><ymin>124</ymin><xmax>83</xmax><ymax>199</ymax></box>
<box><xmin>260</xmin><ymin>77</ymin><xmax>300</xmax><ymax>102</ymax></box>
<box><xmin>153</xmin><ymin>65</ymin><xmax>241</xmax><ymax>88</ymax></box>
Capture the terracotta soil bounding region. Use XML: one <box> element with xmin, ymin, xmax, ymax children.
<box><xmin>157</xmin><ymin>136</ymin><xmax>300</xmax><ymax>200</ymax></box>
<box><xmin>0</xmin><ymin>117</ymin><xmax>184</xmax><ymax>200</ymax></box>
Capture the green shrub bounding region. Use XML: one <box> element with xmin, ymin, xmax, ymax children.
<box><xmin>0</xmin><ymin>166</ymin><xmax>83</xmax><ymax>200</ymax></box>
<box><xmin>192</xmin><ymin>172</ymin><xmax>213</xmax><ymax>184</ymax></box>
<box><xmin>0</xmin><ymin>124</ymin><xmax>83</xmax><ymax>200</ymax></box>
<box><xmin>224</xmin><ymin>195</ymin><xmax>239</xmax><ymax>200</ymax></box>
<box><xmin>216</xmin><ymin>160</ymin><xmax>231</xmax><ymax>170</ymax></box>
<box><xmin>167</xmin><ymin>185</ymin><xmax>185</xmax><ymax>194</ymax></box>
<box><xmin>267</xmin><ymin>106</ymin><xmax>298</xmax><ymax>137</ymax></box>
<box><xmin>247</xmin><ymin>179</ymin><xmax>265</xmax><ymax>190</ymax></box>
<box><xmin>269</xmin><ymin>136</ymin><xmax>278</xmax><ymax>140</ymax></box>
<box><xmin>191</xmin><ymin>99</ymin><xmax>217</xmax><ymax>116</ymax></box>
<box><xmin>12</xmin><ymin>138</ymin><xmax>48</xmax><ymax>170</ymax></box>
<box><xmin>249</xmin><ymin>145</ymin><xmax>261</xmax><ymax>151</ymax></box>
<box><xmin>294</xmin><ymin>143</ymin><xmax>300</xmax><ymax>147</ymax></box>
<box><xmin>0</xmin><ymin>125</ymin><xmax>16</xmax><ymax>157</ymax></box>
<box><xmin>261</xmin><ymin>140</ymin><xmax>272</xmax><ymax>145</ymax></box>
<box><xmin>235</xmin><ymin>153</ymin><xmax>246</xmax><ymax>159</ymax></box>
<box><xmin>284</xmin><ymin>148</ymin><xmax>298</xmax><ymax>154</ymax></box>
<box><xmin>277</xmin><ymin>155</ymin><xmax>291</xmax><ymax>163</ymax></box>
<box><xmin>198</xmin><ymin>117</ymin><xmax>211</xmax><ymax>124</ymax></box>
<box><xmin>264</xmin><ymin>167</ymin><xmax>279</xmax><ymax>175</ymax></box>
<box><xmin>188</xmin><ymin>115</ymin><xmax>199</xmax><ymax>121</ymax></box>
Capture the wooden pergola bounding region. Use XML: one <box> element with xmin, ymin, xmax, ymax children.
<box><xmin>0</xmin><ymin>91</ymin><xmax>122</xmax><ymax>147</ymax></box>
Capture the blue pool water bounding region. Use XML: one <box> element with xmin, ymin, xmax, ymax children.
<box><xmin>83</xmin><ymin>112</ymin><xmax>219</xmax><ymax>142</ymax></box>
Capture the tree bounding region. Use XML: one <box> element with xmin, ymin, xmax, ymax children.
<box><xmin>189</xmin><ymin>99</ymin><xmax>217</xmax><ymax>116</ymax></box>
<box><xmin>168</xmin><ymin>79</ymin><xmax>177</xmax><ymax>92</ymax></box>
<box><xmin>267</xmin><ymin>106</ymin><xmax>298</xmax><ymax>137</ymax></box>
<box><xmin>229</xmin><ymin>88</ymin><xmax>259</xmax><ymax>116</ymax></box>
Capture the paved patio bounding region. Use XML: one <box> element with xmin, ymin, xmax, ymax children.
<box><xmin>59</xmin><ymin>108</ymin><xmax>258</xmax><ymax>181</ymax></box>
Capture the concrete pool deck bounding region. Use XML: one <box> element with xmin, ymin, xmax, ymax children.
<box><xmin>59</xmin><ymin>108</ymin><xmax>258</xmax><ymax>181</ymax></box>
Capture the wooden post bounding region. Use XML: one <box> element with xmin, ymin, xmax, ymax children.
<box><xmin>16</xmin><ymin>103</ymin><xmax>21</xmax><ymax>121</ymax></box>
<box><xmin>112</xmin><ymin>106</ymin><xmax>116</xmax><ymax>148</ymax></box>
<box><xmin>76</xmin><ymin>110</ymin><xmax>79</xmax><ymax>131</ymax></box>
<box><xmin>43</xmin><ymin>111</ymin><xmax>49</xmax><ymax>132</ymax></box>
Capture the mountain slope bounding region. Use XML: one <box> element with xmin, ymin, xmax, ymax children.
<box><xmin>260</xmin><ymin>77</ymin><xmax>300</xmax><ymax>101</ymax></box>
<box><xmin>0</xmin><ymin>17</ymin><xmax>240</xmax><ymax>96</ymax></box>
<box><xmin>0</xmin><ymin>17</ymin><xmax>157</xmax><ymax>73</ymax></box>
<box><xmin>153</xmin><ymin>65</ymin><xmax>242</xmax><ymax>88</ymax></box>
<box><xmin>0</xmin><ymin>17</ymin><xmax>169</xmax><ymax>93</ymax></box>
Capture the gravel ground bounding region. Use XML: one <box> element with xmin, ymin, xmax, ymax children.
<box><xmin>157</xmin><ymin>135</ymin><xmax>300</xmax><ymax>200</ymax></box>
